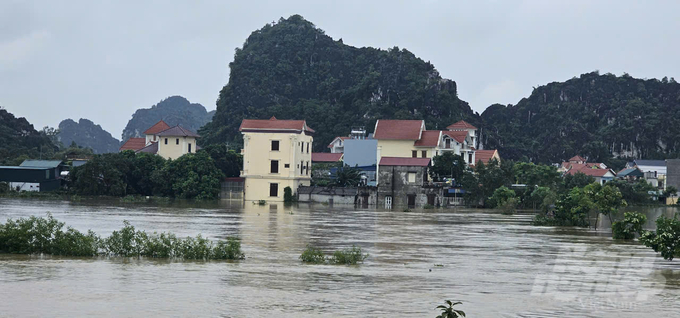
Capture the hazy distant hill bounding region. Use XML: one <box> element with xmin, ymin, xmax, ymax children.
<box><xmin>121</xmin><ymin>96</ymin><xmax>214</xmax><ymax>142</ymax></box>
<box><xmin>0</xmin><ymin>108</ymin><xmax>55</xmax><ymax>165</ymax></box>
<box><xmin>57</xmin><ymin>118</ymin><xmax>120</xmax><ymax>154</ymax></box>
<box><xmin>200</xmin><ymin>15</ymin><xmax>477</xmax><ymax>150</ymax></box>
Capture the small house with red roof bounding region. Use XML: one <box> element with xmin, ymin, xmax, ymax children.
<box><xmin>239</xmin><ymin>116</ymin><xmax>314</xmax><ymax>202</ymax></box>
<box><xmin>119</xmin><ymin>120</ymin><xmax>200</xmax><ymax>160</ymax></box>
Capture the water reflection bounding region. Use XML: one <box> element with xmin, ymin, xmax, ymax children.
<box><xmin>0</xmin><ymin>198</ymin><xmax>678</xmax><ymax>317</ymax></box>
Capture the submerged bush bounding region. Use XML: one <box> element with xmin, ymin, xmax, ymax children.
<box><xmin>0</xmin><ymin>214</ymin><xmax>244</xmax><ymax>260</ymax></box>
<box><xmin>299</xmin><ymin>245</ymin><xmax>368</xmax><ymax>265</ymax></box>
<box><xmin>299</xmin><ymin>245</ymin><xmax>326</xmax><ymax>264</ymax></box>
<box><xmin>639</xmin><ymin>215</ymin><xmax>680</xmax><ymax>261</ymax></box>
<box><xmin>612</xmin><ymin>212</ymin><xmax>647</xmax><ymax>240</ymax></box>
<box><xmin>329</xmin><ymin>246</ymin><xmax>369</xmax><ymax>265</ymax></box>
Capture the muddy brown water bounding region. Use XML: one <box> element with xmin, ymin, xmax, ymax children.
<box><xmin>0</xmin><ymin>198</ymin><xmax>678</xmax><ymax>317</ymax></box>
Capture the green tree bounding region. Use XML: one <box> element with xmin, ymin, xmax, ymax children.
<box><xmin>640</xmin><ymin>215</ymin><xmax>680</xmax><ymax>260</ymax></box>
<box><xmin>530</xmin><ymin>186</ymin><xmax>556</xmax><ymax>211</ymax></box>
<box><xmin>592</xmin><ymin>184</ymin><xmax>627</xmax><ymax>228</ymax></box>
<box><xmin>154</xmin><ymin>151</ymin><xmax>224</xmax><ymax>200</ymax></box>
<box><xmin>612</xmin><ymin>212</ymin><xmax>647</xmax><ymax>240</ymax></box>
<box><xmin>436</xmin><ymin>300</ymin><xmax>466</xmax><ymax>318</ymax></box>
<box><xmin>201</xmin><ymin>144</ymin><xmax>243</xmax><ymax>177</ymax></box>
<box><xmin>334</xmin><ymin>166</ymin><xmax>361</xmax><ymax>187</ymax></box>
<box><xmin>562</xmin><ymin>172</ymin><xmax>595</xmax><ymax>190</ymax></box>
<box><xmin>663</xmin><ymin>186</ymin><xmax>678</xmax><ymax>198</ymax></box>
<box><xmin>488</xmin><ymin>186</ymin><xmax>516</xmax><ymax>209</ymax></box>
<box><xmin>513</xmin><ymin>162</ymin><xmax>561</xmax><ymax>188</ymax></box>
<box><xmin>430</xmin><ymin>153</ymin><xmax>466</xmax><ymax>182</ymax></box>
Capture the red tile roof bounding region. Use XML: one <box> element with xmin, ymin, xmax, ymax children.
<box><xmin>442</xmin><ymin>130</ymin><xmax>469</xmax><ymax>143</ymax></box>
<box><xmin>379</xmin><ymin>157</ymin><xmax>430</xmax><ymax>166</ymax></box>
<box><xmin>327</xmin><ymin>136</ymin><xmax>350</xmax><ymax>148</ymax></box>
<box><xmin>475</xmin><ymin>150</ymin><xmax>499</xmax><ymax>164</ymax></box>
<box><xmin>119</xmin><ymin>138</ymin><xmax>146</xmax><ymax>151</ymax></box>
<box><xmin>156</xmin><ymin>126</ymin><xmax>200</xmax><ymax>137</ymax></box>
<box><xmin>447</xmin><ymin>120</ymin><xmax>477</xmax><ymax>130</ymax></box>
<box><xmin>566</xmin><ymin>167</ymin><xmax>613</xmax><ymax>177</ymax></box>
<box><xmin>239</xmin><ymin>117</ymin><xmax>315</xmax><ymax>133</ymax></box>
<box><xmin>569</xmin><ymin>155</ymin><xmax>586</xmax><ymax>162</ymax></box>
<box><xmin>414</xmin><ymin>131</ymin><xmax>441</xmax><ymax>147</ymax></box>
<box><xmin>373</xmin><ymin>120</ymin><xmax>423</xmax><ymax>140</ymax></box>
<box><xmin>311</xmin><ymin>153</ymin><xmax>343</xmax><ymax>162</ymax></box>
<box><xmin>144</xmin><ymin>120</ymin><xmax>171</xmax><ymax>135</ymax></box>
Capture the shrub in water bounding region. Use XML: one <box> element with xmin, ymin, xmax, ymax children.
<box><xmin>299</xmin><ymin>245</ymin><xmax>326</xmax><ymax>264</ymax></box>
<box><xmin>329</xmin><ymin>246</ymin><xmax>368</xmax><ymax>265</ymax></box>
<box><xmin>639</xmin><ymin>215</ymin><xmax>680</xmax><ymax>261</ymax></box>
<box><xmin>0</xmin><ymin>215</ymin><xmax>245</xmax><ymax>260</ymax></box>
<box><xmin>612</xmin><ymin>212</ymin><xmax>647</xmax><ymax>240</ymax></box>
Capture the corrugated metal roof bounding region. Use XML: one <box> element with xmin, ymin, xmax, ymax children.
<box><xmin>635</xmin><ymin>160</ymin><xmax>666</xmax><ymax>167</ymax></box>
<box><xmin>19</xmin><ymin>160</ymin><xmax>63</xmax><ymax>168</ymax></box>
<box><xmin>0</xmin><ymin>166</ymin><xmax>53</xmax><ymax>170</ymax></box>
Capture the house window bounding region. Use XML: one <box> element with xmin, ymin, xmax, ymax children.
<box><xmin>269</xmin><ymin>183</ymin><xmax>279</xmax><ymax>197</ymax></box>
<box><xmin>306</xmin><ymin>161</ymin><xmax>310</xmax><ymax>175</ymax></box>
<box><xmin>301</xmin><ymin>161</ymin><xmax>304</xmax><ymax>174</ymax></box>
<box><xmin>468</xmin><ymin>153</ymin><xmax>473</xmax><ymax>164</ymax></box>
<box><xmin>306</xmin><ymin>142</ymin><xmax>309</xmax><ymax>153</ymax></box>
<box><xmin>445</xmin><ymin>139</ymin><xmax>451</xmax><ymax>148</ymax></box>
<box><xmin>284</xmin><ymin>164</ymin><xmax>290</xmax><ymax>168</ymax></box>
<box><xmin>412</xmin><ymin>150</ymin><xmax>417</xmax><ymax>158</ymax></box>
<box><xmin>164</xmin><ymin>138</ymin><xmax>168</xmax><ymax>145</ymax></box>
<box><xmin>188</xmin><ymin>143</ymin><xmax>192</xmax><ymax>153</ymax></box>
<box><xmin>176</xmin><ymin>138</ymin><xmax>179</xmax><ymax>145</ymax></box>
<box><xmin>301</xmin><ymin>142</ymin><xmax>304</xmax><ymax>153</ymax></box>
<box><xmin>271</xmin><ymin>140</ymin><xmax>279</xmax><ymax>151</ymax></box>
<box><xmin>270</xmin><ymin>160</ymin><xmax>279</xmax><ymax>173</ymax></box>
<box><xmin>421</xmin><ymin>150</ymin><xmax>427</xmax><ymax>158</ymax></box>
<box><xmin>408</xmin><ymin>172</ymin><xmax>416</xmax><ymax>183</ymax></box>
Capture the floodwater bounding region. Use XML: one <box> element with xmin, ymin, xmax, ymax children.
<box><xmin>0</xmin><ymin>198</ymin><xmax>678</xmax><ymax>318</ymax></box>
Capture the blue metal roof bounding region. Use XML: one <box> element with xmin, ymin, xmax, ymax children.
<box><xmin>0</xmin><ymin>166</ymin><xmax>53</xmax><ymax>170</ymax></box>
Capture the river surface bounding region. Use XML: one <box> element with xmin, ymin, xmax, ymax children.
<box><xmin>0</xmin><ymin>198</ymin><xmax>678</xmax><ymax>317</ymax></box>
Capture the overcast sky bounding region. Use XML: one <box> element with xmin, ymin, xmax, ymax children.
<box><xmin>1</xmin><ymin>0</ymin><xmax>679</xmax><ymax>139</ymax></box>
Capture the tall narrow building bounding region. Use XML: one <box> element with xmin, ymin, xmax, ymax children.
<box><xmin>239</xmin><ymin>117</ymin><xmax>314</xmax><ymax>202</ymax></box>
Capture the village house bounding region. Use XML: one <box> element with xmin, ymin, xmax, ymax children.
<box><xmin>119</xmin><ymin>120</ymin><xmax>200</xmax><ymax>160</ymax></box>
<box><xmin>376</xmin><ymin>157</ymin><xmax>442</xmax><ymax>208</ymax></box>
<box><xmin>627</xmin><ymin>160</ymin><xmax>667</xmax><ymax>189</ymax></box>
<box><xmin>558</xmin><ymin>155</ymin><xmax>607</xmax><ymax>173</ymax></box>
<box><xmin>239</xmin><ymin>117</ymin><xmax>314</xmax><ymax>202</ymax></box>
<box><xmin>616</xmin><ymin>167</ymin><xmax>645</xmax><ymax>181</ymax></box>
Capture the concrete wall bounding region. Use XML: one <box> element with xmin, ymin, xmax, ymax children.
<box><xmin>242</xmin><ymin>131</ymin><xmax>313</xmax><ymax>201</ymax></box>
<box><xmin>666</xmin><ymin>159</ymin><xmax>680</xmax><ymax>202</ymax></box>
<box><xmin>343</xmin><ymin>139</ymin><xmax>377</xmax><ymax>167</ymax></box>
<box><xmin>157</xmin><ymin>136</ymin><xmax>197</xmax><ymax>160</ymax></box>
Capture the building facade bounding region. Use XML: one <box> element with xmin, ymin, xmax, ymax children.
<box><xmin>240</xmin><ymin>117</ymin><xmax>314</xmax><ymax>202</ymax></box>
<box><xmin>119</xmin><ymin>120</ymin><xmax>200</xmax><ymax>160</ymax></box>
<box><xmin>376</xmin><ymin>157</ymin><xmax>442</xmax><ymax>208</ymax></box>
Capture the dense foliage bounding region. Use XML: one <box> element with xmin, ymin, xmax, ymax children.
<box><xmin>0</xmin><ymin>215</ymin><xmax>243</xmax><ymax>260</ymax></box>
<box><xmin>199</xmin><ymin>144</ymin><xmax>243</xmax><ymax>177</ymax></box>
<box><xmin>58</xmin><ymin>118</ymin><xmax>121</xmax><ymax>154</ymax></box>
<box><xmin>481</xmin><ymin>72</ymin><xmax>680</xmax><ymax>164</ymax></box>
<box><xmin>429</xmin><ymin>152</ymin><xmax>466</xmax><ymax>182</ymax></box>
<box><xmin>0</xmin><ymin>108</ymin><xmax>56</xmax><ymax>165</ymax></box>
<box><xmin>436</xmin><ymin>300</ymin><xmax>466</xmax><ymax>318</ymax></box>
<box><xmin>533</xmin><ymin>184</ymin><xmax>627</xmax><ymax>228</ymax></box>
<box><xmin>121</xmin><ymin>96</ymin><xmax>214</xmax><ymax>142</ymax></box>
<box><xmin>640</xmin><ymin>215</ymin><xmax>680</xmax><ymax>261</ymax></box>
<box><xmin>69</xmin><ymin>151</ymin><xmax>224</xmax><ymax>200</ymax></box>
<box><xmin>612</xmin><ymin>212</ymin><xmax>647</xmax><ymax>240</ymax></box>
<box><xmin>299</xmin><ymin>245</ymin><xmax>368</xmax><ymax>265</ymax></box>
<box><xmin>200</xmin><ymin>15</ymin><xmax>477</xmax><ymax>151</ymax></box>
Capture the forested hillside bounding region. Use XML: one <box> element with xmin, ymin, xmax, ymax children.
<box><xmin>0</xmin><ymin>108</ymin><xmax>56</xmax><ymax>165</ymax></box>
<box><xmin>481</xmin><ymin>72</ymin><xmax>680</xmax><ymax>165</ymax></box>
<box><xmin>122</xmin><ymin>96</ymin><xmax>213</xmax><ymax>142</ymax></box>
<box><xmin>58</xmin><ymin>119</ymin><xmax>120</xmax><ymax>154</ymax></box>
<box><xmin>200</xmin><ymin>15</ymin><xmax>477</xmax><ymax>150</ymax></box>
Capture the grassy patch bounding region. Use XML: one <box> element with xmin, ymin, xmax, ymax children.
<box><xmin>300</xmin><ymin>245</ymin><xmax>368</xmax><ymax>265</ymax></box>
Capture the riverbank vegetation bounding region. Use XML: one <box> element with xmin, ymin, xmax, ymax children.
<box><xmin>300</xmin><ymin>245</ymin><xmax>368</xmax><ymax>265</ymax></box>
<box><xmin>0</xmin><ymin>214</ymin><xmax>244</xmax><ymax>260</ymax></box>
<box><xmin>68</xmin><ymin>151</ymin><xmax>224</xmax><ymax>200</ymax></box>
<box><xmin>640</xmin><ymin>215</ymin><xmax>680</xmax><ymax>261</ymax></box>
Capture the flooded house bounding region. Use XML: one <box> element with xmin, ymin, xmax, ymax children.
<box><xmin>119</xmin><ymin>120</ymin><xmax>200</xmax><ymax>160</ymax></box>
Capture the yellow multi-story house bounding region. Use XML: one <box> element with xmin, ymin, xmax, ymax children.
<box><xmin>239</xmin><ymin>117</ymin><xmax>314</xmax><ymax>202</ymax></box>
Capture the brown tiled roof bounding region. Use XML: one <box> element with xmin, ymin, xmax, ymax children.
<box><xmin>569</xmin><ymin>155</ymin><xmax>586</xmax><ymax>162</ymax></box>
<box><xmin>311</xmin><ymin>153</ymin><xmax>343</xmax><ymax>162</ymax></box>
<box><xmin>144</xmin><ymin>120</ymin><xmax>171</xmax><ymax>135</ymax></box>
<box><xmin>119</xmin><ymin>138</ymin><xmax>146</xmax><ymax>151</ymax></box>
<box><xmin>475</xmin><ymin>150</ymin><xmax>498</xmax><ymax>164</ymax></box>
<box><xmin>442</xmin><ymin>131</ymin><xmax>469</xmax><ymax>143</ymax></box>
<box><xmin>239</xmin><ymin>117</ymin><xmax>315</xmax><ymax>133</ymax></box>
<box><xmin>414</xmin><ymin>131</ymin><xmax>441</xmax><ymax>147</ymax></box>
<box><xmin>156</xmin><ymin>126</ymin><xmax>200</xmax><ymax>137</ymax></box>
<box><xmin>373</xmin><ymin>120</ymin><xmax>423</xmax><ymax>140</ymax></box>
<box><xmin>379</xmin><ymin>156</ymin><xmax>430</xmax><ymax>166</ymax></box>
<box><xmin>327</xmin><ymin>136</ymin><xmax>350</xmax><ymax>148</ymax></box>
<box><xmin>566</xmin><ymin>166</ymin><xmax>613</xmax><ymax>177</ymax></box>
<box><xmin>135</xmin><ymin>142</ymin><xmax>158</xmax><ymax>154</ymax></box>
<box><xmin>447</xmin><ymin>120</ymin><xmax>477</xmax><ymax>130</ymax></box>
